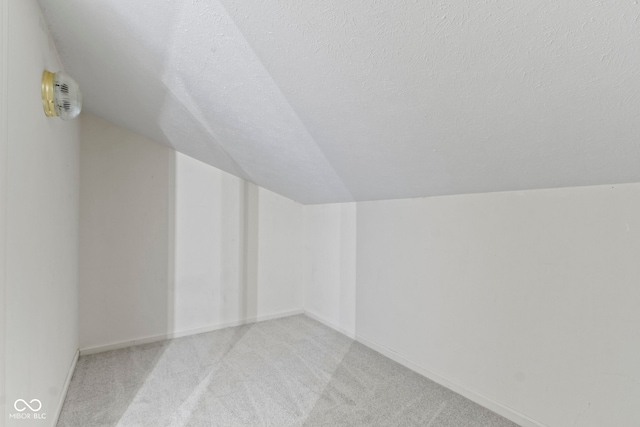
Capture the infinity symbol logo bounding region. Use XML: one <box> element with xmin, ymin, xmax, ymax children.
<box><xmin>14</xmin><ymin>399</ymin><xmax>42</xmax><ymax>412</ymax></box>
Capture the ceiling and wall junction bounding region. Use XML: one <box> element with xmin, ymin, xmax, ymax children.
<box><xmin>38</xmin><ymin>0</ymin><xmax>640</xmax><ymax>204</ymax></box>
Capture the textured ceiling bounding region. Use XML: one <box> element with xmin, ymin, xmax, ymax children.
<box><xmin>38</xmin><ymin>0</ymin><xmax>640</xmax><ymax>204</ymax></box>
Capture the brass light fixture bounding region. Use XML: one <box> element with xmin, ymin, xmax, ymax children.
<box><xmin>41</xmin><ymin>70</ymin><xmax>82</xmax><ymax>120</ymax></box>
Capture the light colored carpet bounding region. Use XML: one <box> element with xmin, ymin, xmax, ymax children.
<box><xmin>58</xmin><ymin>315</ymin><xmax>519</xmax><ymax>426</ymax></box>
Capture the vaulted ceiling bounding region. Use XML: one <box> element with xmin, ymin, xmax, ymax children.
<box><xmin>38</xmin><ymin>0</ymin><xmax>640</xmax><ymax>204</ymax></box>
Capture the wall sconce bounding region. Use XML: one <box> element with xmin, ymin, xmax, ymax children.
<box><xmin>41</xmin><ymin>70</ymin><xmax>82</xmax><ymax>120</ymax></box>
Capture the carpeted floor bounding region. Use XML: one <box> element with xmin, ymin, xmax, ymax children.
<box><xmin>58</xmin><ymin>315</ymin><xmax>519</xmax><ymax>426</ymax></box>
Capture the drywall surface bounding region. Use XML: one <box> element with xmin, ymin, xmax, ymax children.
<box><xmin>79</xmin><ymin>113</ymin><xmax>173</xmax><ymax>350</ymax></box>
<box><xmin>38</xmin><ymin>0</ymin><xmax>640</xmax><ymax>203</ymax></box>
<box><xmin>304</xmin><ymin>203</ymin><xmax>357</xmax><ymax>336</ymax></box>
<box><xmin>4</xmin><ymin>0</ymin><xmax>80</xmax><ymax>425</ymax></box>
<box><xmin>174</xmin><ymin>153</ymin><xmax>305</xmax><ymax>333</ymax></box>
<box><xmin>173</xmin><ymin>153</ymin><xmax>241</xmax><ymax>332</ymax></box>
<box><xmin>80</xmin><ymin>122</ymin><xmax>306</xmax><ymax>350</ymax></box>
<box><xmin>355</xmin><ymin>184</ymin><xmax>640</xmax><ymax>426</ymax></box>
<box><xmin>257</xmin><ymin>187</ymin><xmax>306</xmax><ymax>316</ymax></box>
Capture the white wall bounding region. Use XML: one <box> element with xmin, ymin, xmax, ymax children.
<box><xmin>353</xmin><ymin>184</ymin><xmax>640</xmax><ymax>427</ymax></box>
<box><xmin>304</xmin><ymin>203</ymin><xmax>356</xmax><ymax>336</ymax></box>
<box><xmin>8</xmin><ymin>3</ymin><xmax>637</xmax><ymax>427</ymax></box>
<box><xmin>173</xmin><ymin>153</ymin><xmax>305</xmax><ymax>335</ymax></box>
<box><xmin>79</xmin><ymin>113</ymin><xmax>173</xmax><ymax>350</ymax></box>
<box><xmin>174</xmin><ymin>153</ymin><xmax>237</xmax><ymax>332</ymax></box>
<box><xmin>4</xmin><ymin>1</ymin><xmax>80</xmax><ymax>425</ymax></box>
<box><xmin>70</xmin><ymin>111</ymin><xmax>640</xmax><ymax>426</ymax></box>
<box><xmin>257</xmin><ymin>187</ymin><xmax>306</xmax><ymax>316</ymax></box>
<box><xmin>63</xmin><ymin>47</ymin><xmax>640</xmax><ymax>427</ymax></box>
<box><xmin>80</xmin><ymin>125</ymin><xmax>306</xmax><ymax>352</ymax></box>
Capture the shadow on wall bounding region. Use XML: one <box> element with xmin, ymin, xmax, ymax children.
<box><xmin>79</xmin><ymin>114</ymin><xmax>263</xmax><ymax>351</ymax></box>
<box><xmin>168</xmin><ymin>161</ymin><xmax>262</xmax><ymax>336</ymax></box>
<box><xmin>77</xmin><ymin>3</ymin><xmax>308</xmax><ymax>354</ymax></box>
<box><xmin>89</xmin><ymin>1</ymin><xmax>262</xmax><ymax>339</ymax></box>
<box><xmin>76</xmin><ymin>115</ymin><xmax>273</xmax><ymax>425</ymax></box>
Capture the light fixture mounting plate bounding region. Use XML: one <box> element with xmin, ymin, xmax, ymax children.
<box><xmin>41</xmin><ymin>70</ymin><xmax>56</xmax><ymax>117</ymax></box>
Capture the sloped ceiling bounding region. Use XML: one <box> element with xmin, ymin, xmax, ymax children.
<box><xmin>38</xmin><ymin>0</ymin><xmax>640</xmax><ymax>204</ymax></box>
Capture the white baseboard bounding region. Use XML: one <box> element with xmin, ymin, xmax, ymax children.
<box><xmin>80</xmin><ymin>309</ymin><xmax>304</xmax><ymax>356</ymax></box>
<box><xmin>354</xmin><ymin>334</ymin><xmax>546</xmax><ymax>427</ymax></box>
<box><xmin>52</xmin><ymin>349</ymin><xmax>79</xmax><ymax>427</ymax></box>
<box><xmin>302</xmin><ymin>311</ymin><xmax>545</xmax><ymax>427</ymax></box>
<box><xmin>77</xmin><ymin>308</ymin><xmax>543</xmax><ymax>426</ymax></box>
<box><xmin>303</xmin><ymin>309</ymin><xmax>356</xmax><ymax>339</ymax></box>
